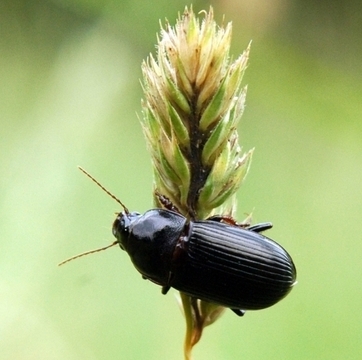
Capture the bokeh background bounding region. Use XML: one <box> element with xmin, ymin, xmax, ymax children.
<box><xmin>1</xmin><ymin>0</ymin><xmax>362</xmax><ymax>359</ymax></box>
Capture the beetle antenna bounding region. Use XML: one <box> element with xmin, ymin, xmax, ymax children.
<box><xmin>58</xmin><ymin>240</ymin><xmax>119</xmax><ymax>266</ymax></box>
<box><xmin>78</xmin><ymin>166</ymin><xmax>129</xmax><ymax>214</ymax></box>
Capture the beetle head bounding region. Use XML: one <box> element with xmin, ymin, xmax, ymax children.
<box><xmin>112</xmin><ymin>211</ymin><xmax>141</xmax><ymax>251</ymax></box>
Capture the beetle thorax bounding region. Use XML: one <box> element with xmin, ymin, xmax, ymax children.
<box><xmin>115</xmin><ymin>209</ymin><xmax>187</xmax><ymax>285</ymax></box>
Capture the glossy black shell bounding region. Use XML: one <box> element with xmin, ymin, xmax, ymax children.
<box><xmin>113</xmin><ymin>209</ymin><xmax>296</xmax><ymax>311</ymax></box>
<box><xmin>113</xmin><ymin>209</ymin><xmax>187</xmax><ymax>286</ymax></box>
<box><xmin>171</xmin><ymin>221</ymin><xmax>296</xmax><ymax>310</ymax></box>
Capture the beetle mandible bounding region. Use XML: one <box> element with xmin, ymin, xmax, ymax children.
<box><xmin>60</xmin><ymin>167</ymin><xmax>297</xmax><ymax>316</ymax></box>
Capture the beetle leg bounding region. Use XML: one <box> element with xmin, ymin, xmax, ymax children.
<box><xmin>207</xmin><ymin>215</ymin><xmax>239</xmax><ymax>226</ymax></box>
<box><xmin>247</xmin><ymin>222</ymin><xmax>273</xmax><ymax>233</ymax></box>
<box><xmin>208</xmin><ymin>216</ymin><xmax>273</xmax><ymax>235</ymax></box>
<box><xmin>208</xmin><ymin>215</ymin><xmax>255</xmax><ymax>229</ymax></box>
<box><xmin>231</xmin><ymin>309</ymin><xmax>245</xmax><ymax>316</ymax></box>
<box><xmin>155</xmin><ymin>191</ymin><xmax>181</xmax><ymax>214</ymax></box>
<box><xmin>162</xmin><ymin>269</ymin><xmax>176</xmax><ymax>295</ymax></box>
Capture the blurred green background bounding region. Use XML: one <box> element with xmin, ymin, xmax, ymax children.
<box><xmin>1</xmin><ymin>0</ymin><xmax>362</xmax><ymax>359</ymax></box>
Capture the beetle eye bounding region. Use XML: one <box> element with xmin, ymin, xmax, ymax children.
<box><xmin>112</xmin><ymin>219</ymin><xmax>118</xmax><ymax>231</ymax></box>
<box><xmin>112</xmin><ymin>226</ymin><xmax>117</xmax><ymax>237</ymax></box>
<box><xmin>112</xmin><ymin>214</ymin><xmax>129</xmax><ymax>236</ymax></box>
<box><xmin>112</xmin><ymin>217</ymin><xmax>122</xmax><ymax>236</ymax></box>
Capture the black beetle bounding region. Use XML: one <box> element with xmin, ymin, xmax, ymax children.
<box><xmin>112</xmin><ymin>202</ymin><xmax>296</xmax><ymax>316</ymax></box>
<box><xmin>60</xmin><ymin>168</ymin><xmax>297</xmax><ymax>316</ymax></box>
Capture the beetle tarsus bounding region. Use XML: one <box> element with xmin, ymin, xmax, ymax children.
<box><xmin>231</xmin><ymin>309</ymin><xmax>246</xmax><ymax>316</ymax></box>
<box><xmin>162</xmin><ymin>285</ymin><xmax>171</xmax><ymax>295</ymax></box>
<box><xmin>155</xmin><ymin>191</ymin><xmax>181</xmax><ymax>214</ymax></box>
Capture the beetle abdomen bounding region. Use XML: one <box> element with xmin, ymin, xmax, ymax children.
<box><xmin>171</xmin><ymin>221</ymin><xmax>296</xmax><ymax>310</ymax></box>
